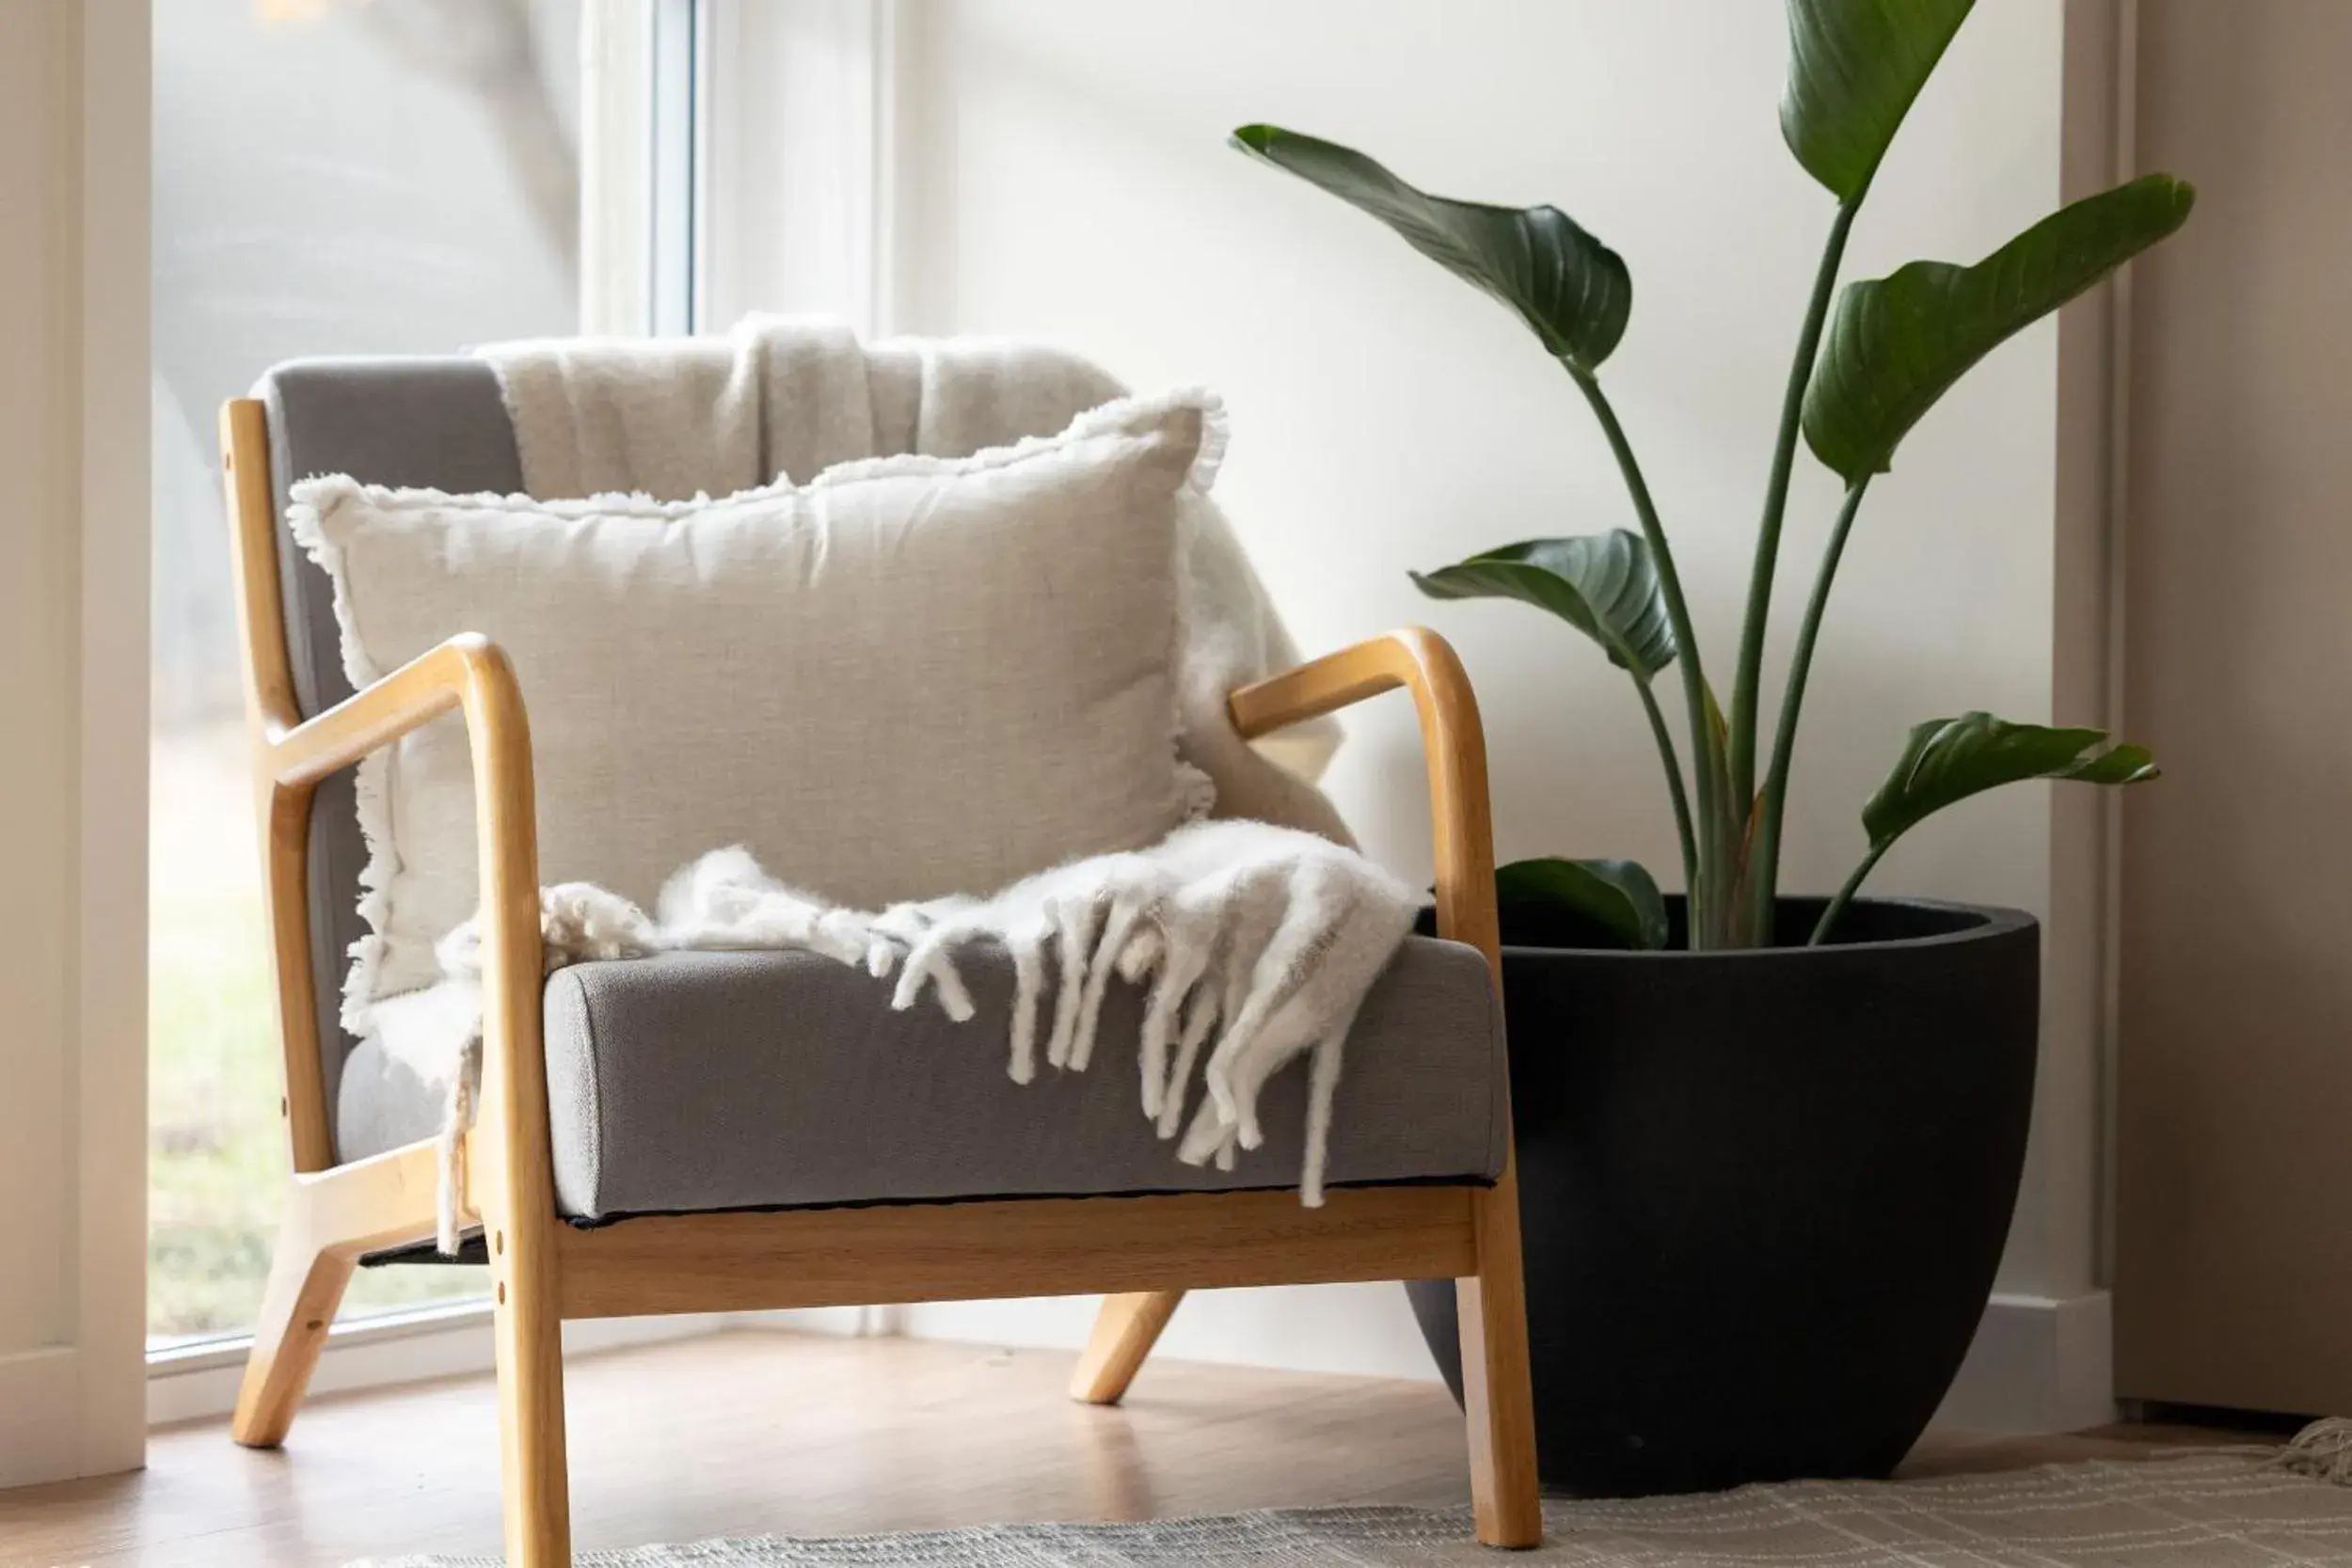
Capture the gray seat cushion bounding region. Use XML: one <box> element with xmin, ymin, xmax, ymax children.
<box><xmin>338</xmin><ymin>934</ymin><xmax>1506</xmax><ymax>1218</ymax></box>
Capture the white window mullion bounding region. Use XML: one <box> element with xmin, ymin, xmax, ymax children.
<box><xmin>650</xmin><ymin>0</ymin><xmax>703</xmax><ymax>335</ymax></box>
<box><xmin>697</xmin><ymin>0</ymin><xmax>897</xmax><ymax>338</ymax></box>
<box><xmin>580</xmin><ymin>0</ymin><xmax>702</xmax><ymax>338</ymax></box>
<box><xmin>581</xmin><ymin>0</ymin><xmax>896</xmax><ymax>340</ymax></box>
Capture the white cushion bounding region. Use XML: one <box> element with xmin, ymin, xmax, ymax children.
<box><xmin>291</xmin><ymin>391</ymin><xmax>1218</xmax><ymax>1026</ymax></box>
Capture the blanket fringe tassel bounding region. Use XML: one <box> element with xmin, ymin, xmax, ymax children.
<box><xmin>410</xmin><ymin>825</ymin><xmax>1417</xmax><ymax>1256</ymax></box>
<box><xmin>2275</xmin><ymin>1418</ymin><xmax>2352</xmax><ymax>1486</ymax></box>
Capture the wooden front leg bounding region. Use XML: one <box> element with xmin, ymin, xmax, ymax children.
<box><xmin>1235</xmin><ymin>627</ymin><xmax>1542</xmax><ymax>1548</ymax></box>
<box><xmin>1073</xmin><ymin>629</ymin><xmax>1543</xmax><ymax>1544</ymax></box>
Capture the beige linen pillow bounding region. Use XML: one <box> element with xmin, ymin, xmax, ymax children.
<box><xmin>291</xmin><ymin>391</ymin><xmax>1218</xmax><ymax>1029</ymax></box>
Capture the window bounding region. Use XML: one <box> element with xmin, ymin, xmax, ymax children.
<box><xmin>149</xmin><ymin>0</ymin><xmax>586</xmax><ymax>1348</ymax></box>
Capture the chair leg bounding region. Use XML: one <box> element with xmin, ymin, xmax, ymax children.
<box><xmin>230</xmin><ymin>1223</ymin><xmax>356</xmax><ymax>1448</ymax></box>
<box><xmin>1459</xmin><ymin>1172</ymin><xmax>1541</xmax><ymax>1548</ymax></box>
<box><xmin>492</xmin><ymin>1220</ymin><xmax>572</xmax><ymax>1568</ymax></box>
<box><xmin>1069</xmin><ymin>1291</ymin><xmax>1185</xmax><ymax>1404</ymax></box>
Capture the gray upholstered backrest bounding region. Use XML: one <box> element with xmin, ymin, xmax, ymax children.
<box><xmin>257</xmin><ymin>357</ymin><xmax>524</xmax><ymax>1140</ymax></box>
<box><xmin>257</xmin><ymin>344</ymin><xmax>1114</xmax><ymax>1155</ymax></box>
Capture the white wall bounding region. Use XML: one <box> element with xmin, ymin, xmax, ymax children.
<box><xmin>890</xmin><ymin>0</ymin><xmax>2062</xmax><ymax>919</ymax></box>
<box><xmin>0</xmin><ymin>0</ymin><xmax>149</xmax><ymax>1486</ymax></box>
<box><xmin>863</xmin><ymin>0</ymin><xmax>2096</xmax><ymax>1414</ymax></box>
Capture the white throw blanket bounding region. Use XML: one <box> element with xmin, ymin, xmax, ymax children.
<box><xmin>409</xmin><ymin>822</ymin><xmax>1420</xmax><ymax>1252</ymax></box>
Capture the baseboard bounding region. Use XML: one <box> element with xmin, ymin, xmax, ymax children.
<box><xmin>733</xmin><ymin>1306</ymin><xmax>897</xmax><ymax>1338</ymax></box>
<box><xmin>895</xmin><ymin>1287</ymin><xmax>2116</xmax><ymax>1437</ymax></box>
<box><xmin>1</xmin><ymin>1346</ymin><xmax>83</xmax><ymax>1487</ymax></box>
<box><xmin>140</xmin><ymin>1291</ymin><xmax>2110</xmax><ymax>1435</ymax></box>
<box><xmin>146</xmin><ymin>1300</ymin><xmax>890</xmax><ymax>1429</ymax></box>
<box><xmin>146</xmin><ymin>1304</ymin><xmax>738</xmax><ymax>1428</ymax></box>
<box><xmin>1932</xmin><ymin>1290</ymin><xmax>2115</xmax><ymax>1434</ymax></box>
<box><xmin>898</xmin><ymin>1284</ymin><xmax>1446</xmax><ymax>1384</ymax></box>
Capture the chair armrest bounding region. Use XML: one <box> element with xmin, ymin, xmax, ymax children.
<box><xmin>254</xmin><ymin>634</ymin><xmax>546</xmax><ymax>1193</ymax></box>
<box><xmin>268</xmin><ymin>632</ymin><xmax>527</xmax><ymax>790</ymax></box>
<box><xmin>1229</xmin><ymin>627</ymin><xmax>1499</xmax><ymax>974</ymax></box>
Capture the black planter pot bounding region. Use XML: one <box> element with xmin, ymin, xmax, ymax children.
<box><xmin>1408</xmin><ymin>895</ymin><xmax>2037</xmax><ymax>1497</ymax></box>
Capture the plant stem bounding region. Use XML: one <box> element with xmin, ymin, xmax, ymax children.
<box><xmin>1632</xmin><ymin>673</ymin><xmax>1699</xmax><ymax>896</ymax></box>
<box><xmin>1695</xmin><ymin>679</ymin><xmax>1737</xmax><ymax>949</ymax></box>
<box><xmin>1565</xmin><ymin>367</ymin><xmax>1724</xmax><ymax>942</ymax></box>
<box><xmin>1751</xmin><ymin>476</ymin><xmax>1872</xmax><ymax>936</ymax></box>
<box><xmin>1809</xmin><ymin>842</ymin><xmax>1888</xmax><ymax>945</ymax></box>
<box><xmin>1729</xmin><ymin>199</ymin><xmax>1860</xmax><ymax>812</ymax></box>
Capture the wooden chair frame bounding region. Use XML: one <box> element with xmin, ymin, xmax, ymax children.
<box><xmin>218</xmin><ymin>397</ymin><xmax>1541</xmax><ymax>1563</ymax></box>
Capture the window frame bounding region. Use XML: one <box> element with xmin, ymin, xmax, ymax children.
<box><xmin>142</xmin><ymin>0</ymin><xmax>902</xmax><ymax>1417</ymax></box>
<box><xmin>142</xmin><ymin>0</ymin><xmax>682</xmax><ymax>1402</ymax></box>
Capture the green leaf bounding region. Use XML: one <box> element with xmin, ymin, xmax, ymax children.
<box><xmin>1410</xmin><ymin>531</ymin><xmax>1675</xmax><ymax>678</ymax></box>
<box><xmin>1232</xmin><ymin>123</ymin><xmax>1631</xmax><ymax>372</ymax></box>
<box><xmin>1804</xmin><ymin>175</ymin><xmax>2196</xmax><ymax>482</ymax></box>
<box><xmin>1497</xmin><ymin>858</ymin><xmax>1670</xmax><ymax>952</ymax></box>
<box><xmin>1782</xmin><ymin>0</ymin><xmax>1976</xmax><ymax>201</ymax></box>
<box><xmin>1862</xmin><ymin>712</ymin><xmax>2160</xmax><ymax>853</ymax></box>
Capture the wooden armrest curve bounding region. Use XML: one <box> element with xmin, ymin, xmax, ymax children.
<box><xmin>278</xmin><ymin>632</ymin><xmax>544</xmax><ymax>1181</ymax></box>
<box><xmin>1229</xmin><ymin>627</ymin><xmax>1499</xmax><ymax>974</ymax></box>
<box><xmin>269</xmin><ymin>632</ymin><xmax>523</xmax><ymax>786</ymax></box>
<box><xmin>241</xmin><ymin>626</ymin><xmax>543</xmax><ymax>1177</ymax></box>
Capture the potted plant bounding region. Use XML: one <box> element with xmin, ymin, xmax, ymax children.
<box><xmin>1232</xmin><ymin>0</ymin><xmax>2189</xmax><ymax>1496</ymax></box>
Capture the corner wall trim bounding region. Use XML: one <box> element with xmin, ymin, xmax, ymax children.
<box><xmin>1</xmin><ymin>1349</ymin><xmax>86</xmax><ymax>1486</ymax></box>
<box><xmin>1934</xmin><ymin>1290</ymin><xmax>2115</xmax><ymax>1435</ymax></box>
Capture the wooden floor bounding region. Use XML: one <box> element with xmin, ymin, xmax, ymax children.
<box><xmin>0</xmin><ymin>1330</ymin><xmax>2233</xmax><ymax>1568</ymax></box>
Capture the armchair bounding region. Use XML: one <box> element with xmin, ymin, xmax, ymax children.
<box><xmin>219</xmin><ymin>367</ymin><xmax>1538</xmax><ymax>1565</ymax></box>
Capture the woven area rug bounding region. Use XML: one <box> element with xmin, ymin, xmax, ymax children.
<box><xmin>366</xmin><ymin>1449</ymin><xmax>2352</xmax><ymax>1565</ymax></box>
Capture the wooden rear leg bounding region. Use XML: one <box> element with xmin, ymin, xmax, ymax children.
<box><xmin>230</xmin><ymin>1225</ymin><xmax>357</xmax><ymax>1448</ymax></box>
<box><xmin>230</xmin><ymin>1145</ymin><xmax>442</xmax><ymax>1448</ymax></box>
<box><xmin>1070</xmin><ymin>1291</ymin><xmax>1184</xmax><ymax>1404</ymax></box>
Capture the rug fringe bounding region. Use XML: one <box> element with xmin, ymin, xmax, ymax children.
<box><xmin>2273</xmin><ymin>1417</ymin><xmax>2352</xmax><ymax>1485</ymax></box>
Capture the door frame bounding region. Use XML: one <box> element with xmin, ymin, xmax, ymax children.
<box><xmin>0</xmin><ymin>0</ymin><xmax>150</xmax><ymax>1490</ymax></box>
